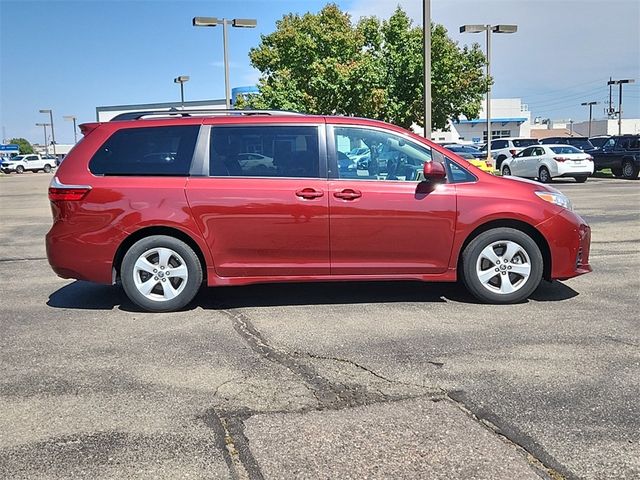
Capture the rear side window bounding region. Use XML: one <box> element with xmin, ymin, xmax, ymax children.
<box><xmin>512</xmin><ymin>139</ymin><xmax>538</xmax><ymax>148</ymax></box>
<box><xmin>89</xmin><ymin>126</ymin><xmax>199</xmax><ymax>176</ymax></box>
<box><xmin>210</xmin><ymin>126</ymin><xmax>320</xmax><ymax>178</ymax></box>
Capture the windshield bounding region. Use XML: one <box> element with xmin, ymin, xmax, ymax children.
<box><xmin>550</xmin><ymin>146</ymin><xmax>582</xmax><ymax>154</ymax></box>
<box><xmin>589</xmin><ymin>137</ymin><xmax>610</xmax><ymax>148</ymax></box>
<box><xmin>567</xmin><ymin>138</ymin><xmax>594</xmax><ymax>150</ymax></box>
<box><xmin>512</xmin><ymin>139</ymin><xmax>538</xmax><ymax>148</ymax></box>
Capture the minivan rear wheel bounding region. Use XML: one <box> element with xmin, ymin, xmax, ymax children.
<box><xmin>121</xmin><ymin>235</ymin><xmax>202</xmax><ymax>312</ymax></box>
<box><xmin>461</xmin><ymin>228</ymin><xmax>543</xmax><ymax>304</ymax></box>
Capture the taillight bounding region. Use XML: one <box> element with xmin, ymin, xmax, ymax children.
<box><xmin>48</xmin><ymin>176</ymin><xmax>91</xmax><ymax>201</ymax></box>
<box><xmin>586</xmin><ymin>156</ymin><xmax>593</xmax><ymax>161</ymax></box>
<box><xmin>554</xmin><ymin>156</ymin><xmax>568</xmax><ymax>162</ymax></box>
<box><xmin>509</xmin><ymin>149</ymin><xmax>517</xmax><ymax>156</ymax></box>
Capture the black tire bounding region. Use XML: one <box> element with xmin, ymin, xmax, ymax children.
<box><xmin>461</xmin><ymin>227</ymin><xmax>543</xmax><ymax>304</ymax></box>
<box><xmin>621</xmin><ymin>159</ymin><xmax>639</xmax><ymax>179</ymax></box>
<box><xmin>611</xmin><ymin>168</ymin><xmax>623</xmax><ymax>177</ymax></box>
<box><xmin>538</xmin><ymin>166</ymin><xmax>552</xmax><ymax>183</ymax></box>
<box><xmin>43</xmin><ymin>164</ymin><xmax>52</xmax><ymax>173</ymax></box>
<box><xmin>574</xmin><ymin>175</ymin><xmax>588</xmax><ymax>183</ymax></box>
<box><xmin>16</xmin><ymin>165</ymin><xmax>24</xmax><ymax>174</ymax></box>
<box><xmin>502</xmin><ymin>165</ymin><xmax>512</xmax><ymax>176</ymax></box>
<box><xmin>496</xmin><ymin>155</ymin><xmax>507</xmax><ymax>170</ymax></box>
<box><xmin>121</xmin><ymin>235</ymin><xmax>203</xmax><ymax>312</ymax></box>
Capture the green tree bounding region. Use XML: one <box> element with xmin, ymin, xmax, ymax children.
<box><xmin>237</xmin><ymin>4</ymin><xmax>489</xmax><ymax>130</ymax></box>
<box><xmin>8</xmin><ymin>138</ymin><xmax>34</xmax><ymax>154</ymax></box>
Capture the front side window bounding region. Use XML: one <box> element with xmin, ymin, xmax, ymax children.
<box><xmin>333</xmin><ymin>127</ymin><xmax>431</xmax><ymax>181</ymax></box>
<box><xmin>210</xmin><ymin>126</ymin><xmax>320</xmax><ymax>178</ymax></box>
<box><xmin>89</xmin><ymin>125</ymin><xmax>199</xmax><ymax>176</ymax></box>
<box><xmin>518</xmin><ymin>147</ymin><xmax>535</xmax><ymax>157</ymax></box>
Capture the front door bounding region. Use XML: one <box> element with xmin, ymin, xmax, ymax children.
<box><xmin>186</xmin><ymin>124</ymin><xmax>330</xmax><ymax>277</ymax></box>
<box><xmin>328</xmin><ymin>125</ymin><xmax>457</xmax><ymax>275</ymax></box>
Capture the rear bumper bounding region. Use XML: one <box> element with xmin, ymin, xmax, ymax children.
<box><xmin>537</xmin><ymin>209</ymin><xmax>592</xmax><ymax>280</ymax></box>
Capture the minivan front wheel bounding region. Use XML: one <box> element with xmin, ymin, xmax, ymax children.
<box><xmin>462</xmin><ymin>228</ymin><xmax>543</xmax><ymax>304</ymax></box>
<box><xmin>121</xmin><ymin>235</ymin><xmax>202</xmax><ymax>312</ymax></box>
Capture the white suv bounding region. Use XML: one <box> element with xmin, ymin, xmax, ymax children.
<box><xmin>481</xmin><ymin>138</ymin><xmax>539</xmax><ymax>170</ymax></box>
<box><xmin>1</xmin><ymin>154</ymin><xmax>56</xmax><ymax>174</ymax></box>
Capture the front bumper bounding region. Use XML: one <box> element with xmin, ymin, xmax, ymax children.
<box><xmin>537</xmin><ymin>209</ymin><xmax>592</xmax><ymax>280</ymax></box>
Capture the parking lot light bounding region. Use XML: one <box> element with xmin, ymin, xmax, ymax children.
<box><xmin>192</xmin><ymin>16</ymin><xmax>257</xmax><ymax>109</ymax></box>
<box><xmin>35</xmin><ymin>122</ymin><xmax>51</xmax><ymax>155</ymax></box>
<box><xmin>460</xmin><ymin>24</ymin><xmax>517</xmax><ymax>167</ymax></box>
<box><xmin>39</xmin><ymin>109</ymin><xmax>57</xmax><ymax>157</ymax></box>
<box><xmin>174</xmin><ymin>76</ymin><xmax>190</xmax><ymax>107</ymax></box>
<box><xmin>63</xmin><ymin>115</ymin><xmax>78</xmax><ymax>143</ymax></box>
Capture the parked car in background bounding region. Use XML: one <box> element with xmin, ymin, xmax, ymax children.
<box><xmin>1</xmin><ymin>154</ymin><xmax>56</xmax><ymax>174</ymax></box>
<box><xmin>501</xmin><ymin>144</ymin><xmax>594</xmax><ymax>183</ymax></box>
<box><xmin>444</xmin><ymin>144</ymin><xmax>486</xmax><ymax>159</ymax></box>
<box><xmin>46</xmin><ymin>110</ymin><xmax>591</xmax><ymax>312</ymax></box>
<box><xmin>589</xmin><ymin>135</ymin><xmax>640</xmax><ymax>179</ymax></box>
<box><xmin>480</xmin><ymin>138</ymin><xmax>539</xmax><ymax>169</ymax></box>
<box><xmin>539</xmin><ymin>137</ymin><xmax>594</xmax><ymax>151</ymax></box>
<box><xmin>451</xmin><ymin>151</ymin><xmax>494</xmax><ymax>173</ymax></box>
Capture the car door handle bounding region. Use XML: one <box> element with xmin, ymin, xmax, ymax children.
<box><xmin>333</xmin><ymin>189</ymin><xmax>362</xmax><ymax>200</ymax></box>
<box><xmin>295</xmin><ymin>188</ymin><xmax>324</xmax><ymax>199</ymax></box>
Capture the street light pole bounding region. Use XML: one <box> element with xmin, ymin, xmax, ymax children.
<box><xmin>423</xmin><ymin>0</ymin><xmax>431</xmax><ymax>139</ymax></box>
<box><xmin>607</xmin><ymin>79</ymin><xmax>635</xmax><ymax>135</ymax></box>
<box><xmin>39</xmin><ymin>109</ymin><xmax>56</xmax><ymax>157</ymax></box>
<box><xmin>174</xmin><ymin>76</ymin><xmax>190</xmax><ymax>107</ymax></box>
<box><xmin>192</xmin><ymin>17</ymin><xmax>257</xmax><ymax>109</ymax></box>
<box><xmin>580</xmin><ymin>101</ymin><xmax>598</xmax><ymax>137</ymax></box>
<box><xmin>460</xmin><ymin>25</ymin><xmax>517</xmax><ymax>168</ymax></box>
<box><xmin>63</xmin><ymin>115</ymin><xmax>78</xmax><ymax>143</ymax></box>
<box><xmin>35</xmin><ymin>123</ymin><xmax>50</xmax><ymax>155</ymax></box>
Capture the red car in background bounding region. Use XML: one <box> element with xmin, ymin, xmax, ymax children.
<box><xmin>46</xmin><ymin>110</ymin><xmax>591</xmax><ymax>312</ymax></box>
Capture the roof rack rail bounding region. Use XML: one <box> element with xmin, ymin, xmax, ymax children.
<box><xmin>110</xmin><ymin>109</ymin><xmax>303</xmax><ymax>121</ymax></box>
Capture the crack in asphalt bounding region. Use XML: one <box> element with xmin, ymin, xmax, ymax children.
<box><xmin>447</xmin><ymin>390</ymin><xmax>576</xmax><ymax>480</ymax></box>
<box><xmin>0</xmin><ymin>256</ymin><xmax>48</xmax><ymax>263</ymax></box>
<box><xmin>210</xmin><ymin>308</ymin><xmax>562</xmax><ymax>480</ymax></box>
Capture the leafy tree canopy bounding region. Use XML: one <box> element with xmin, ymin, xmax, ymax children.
<box><xmin>237</xmin><ymin>4</ymin><xmax>489</xmax><ymax>130</ymax></box>
<box><xmin>8</xmin><ymin>138</ymin><xmax>34</xmax><ymax>154</ymax></box>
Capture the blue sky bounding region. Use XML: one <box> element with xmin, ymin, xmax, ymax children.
<box><xmin>1</xmin><ymin>0</ymin><xmax>639</xmax><ymax>144</ymax></box>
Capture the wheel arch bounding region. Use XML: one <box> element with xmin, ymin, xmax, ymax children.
<box><xmin>457</xmin><ymin>219</ymin><xmax>552</xmax><ymax>281</ymax></box>
<box><xmin>113</xmin><ymin>226</ymin><xmax>208</xmax><ymax>283</ymax></box>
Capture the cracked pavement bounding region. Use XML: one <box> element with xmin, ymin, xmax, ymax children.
<box><xmin>1</xmin><ymin>173</ymin><xmax>638</xmax><ymax>479</ymax></box>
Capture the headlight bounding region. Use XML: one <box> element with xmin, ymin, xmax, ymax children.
<box><xmin>535</xmin><ymin>191</ymin><xmax>573</xmax><ymax>210</ymax></box>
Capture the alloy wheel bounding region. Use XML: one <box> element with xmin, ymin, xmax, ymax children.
<box><xmin>475</xmin><ymin>240</ymin><xmax>532</xmax><ymax>295</ymax></box>
<box><xmin>132</xmin><ymin>247</ymin><xmax>189</xmax><ymax>302</ymax></box>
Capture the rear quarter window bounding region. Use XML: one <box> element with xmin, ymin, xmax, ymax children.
<box><xmin>89</xmin><ymin>125</ymin><xmax>199</xmax><ymax>176</ymax></box>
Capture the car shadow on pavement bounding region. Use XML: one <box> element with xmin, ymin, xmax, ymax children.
<box><xmin>47</xmin><ymin>279</ymin><xmax>578</xmax><ymax>312</ymax></box>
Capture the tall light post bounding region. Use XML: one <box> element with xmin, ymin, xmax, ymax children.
<box><xmin>39</xmin><ymin>109</ymin><xmax>56</xmax><ymax>157</ymax></box>
<box><xmin>580</xmin><ymin>101</ymin><xmax>599</xmax><ymax>137</ymax></box>
<box><xmin>192</xmin><ymin>17</ymin><xmax>257</xmax><ymax>109</ymax></box>
<box><xmin>63</xmin><ymin>115</ymin><xmax>78</xmax><ymax>143</ymax></box>
<box><xmin>35</xmin><ymin>123</ymin><xmax>51</xmax><ymax>155</ymax></box>
<box><xmin>607</xmin><ymin>78</ymin><xmax>635</xmax><ymax>135</ymax></box>
<box><xmin>460</xmin><ymin>24</ymin><xmax>517</xmax><ymax>167</ymax></box>
<box><xmin>423</xmin><ymin>0</ymin><xmax>431</xmax><ymax>139</ymax></box>
<box><xmin>174</xmin><ymin>76</ymin><xmax>190</xmax><ymax>107</ymax></box>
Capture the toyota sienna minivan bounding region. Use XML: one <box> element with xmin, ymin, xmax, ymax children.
<box><xmin>46</xmin><ymin>110</ymin><xmax>591</xmax><ymax>312</ymax></box>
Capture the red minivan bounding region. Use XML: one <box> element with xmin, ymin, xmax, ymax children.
<box><xmin>46</xmin><ymin>110</ymin><xmax>591</xmax><ymax>312</ymax></box>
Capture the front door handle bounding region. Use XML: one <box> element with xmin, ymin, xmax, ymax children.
<box><xmin>333</xmin><ymin>189</ymin><xmax>362</xmax><ymax>200</ymax></box>
<box><xmin>295</xmin><ymin>188</ymin><xmax>324</xmax><ymax>199</ymax></box>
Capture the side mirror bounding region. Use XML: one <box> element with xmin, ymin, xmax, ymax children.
<box><xmin>423</xmin><ymin>161</ymin><xmax>446</xmax><ymax>182</ymax></box>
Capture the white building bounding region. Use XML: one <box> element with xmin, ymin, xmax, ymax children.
<box><xmin>570</xmin><ymin>118</ymin><xmax>640</xmax><ymax>136</ymax></box>
<box><xmin>425</xmin><ymin>98</ymin><xmax>531</xmax><ymax>144</ymax></box>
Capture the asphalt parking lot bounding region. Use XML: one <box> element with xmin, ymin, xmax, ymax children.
<box><xmin>0</xmin><ymin>172</ymin><xmax>638</xmax><ymax>479</ymax></box>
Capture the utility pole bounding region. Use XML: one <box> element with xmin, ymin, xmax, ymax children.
<box><xmin>423</xmin><ymin>0</ymin><xmax>431</xmax><ymax>139</ymax></box>
<box><xmin>608</xmin><ymin>78</ymin><xmax>635</xmax><ymax>135</ymax></box>
<box><xmin>581</xmin><ymin>101</ymin><xmax>598</xmax><ymax>137</ymax></box>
